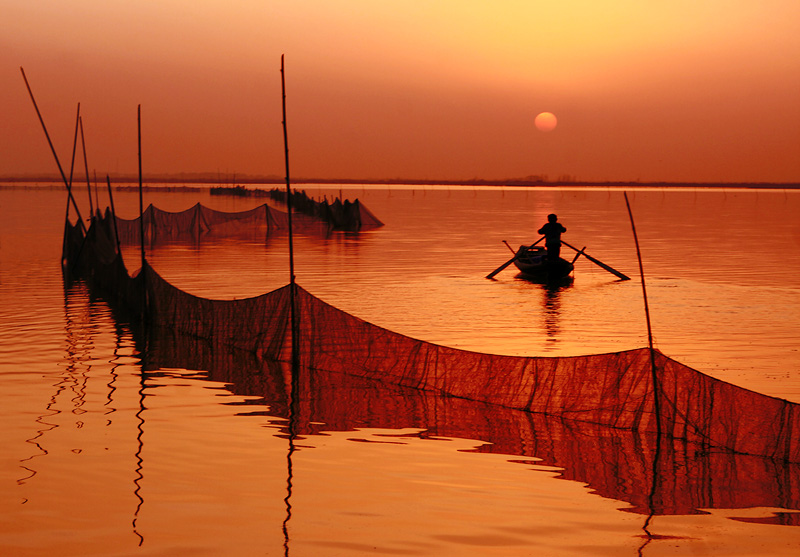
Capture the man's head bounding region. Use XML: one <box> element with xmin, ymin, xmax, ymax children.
<box><xmin>547</xmin><ymin>213</ymin><xmax>558</xmax><ymax>223</ymax></box>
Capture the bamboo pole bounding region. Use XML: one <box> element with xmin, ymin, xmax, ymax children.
<box><xmin>79</xmin><ymin>116</ymin><xmax>94</xmax><ymax>221</ymax></box>
<box><xmin>623</xmin><ymin>192</ymin><xmax>661</xmax><ymax>438</ymax></box>
<box><xmin>65</xmin><ymin>103</ymin><xmax>81</xmax><ymax>227</ymax></box>
<box><xmin>281</xmin><ymin>55</ymin><xmax>300</xmax><ymax>373</ymax></box>
<box><xmin>106</xmin><ymin>175</ymin><xmax>122</xmax><ymax>255</ymax></box>
<box><xmin>623</xmin><ymin>191</ymin><xmax>663</xmax><ymax>540</ymax></box>
<box><xmin>19</xmin><ymin>67</ymin><xmax>86</xmax><ymax>232</ymax></box>
<box><xmin>93</xmin><ymin>170</ymin><xmax>101</xmax><ymax>217</ymax></box>
<box><xmin>137</xmin><ymin>105</ymin><xmax>149</xmax><ymax>327</ymax></box>
<box><xmin>137</xmin><ymin>105</ymin><xmax>145</xmax><ymax>272</ymax></box>
<box><xmin>280</xmin><ymin>55</ymin><xmax>300</xmax><ymax>554</ymax></box>
<box><xmin>62</xmin><ymin>109</ymin><xmax>91</xmax><ymax>278</ymax></box>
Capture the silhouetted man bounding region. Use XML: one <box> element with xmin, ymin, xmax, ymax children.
<box><xmin>538</xmin><ymin>214</ymin><xmax>566</xmax><ymax>261</ymax></box>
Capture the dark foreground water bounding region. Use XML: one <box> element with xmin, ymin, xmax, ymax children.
<box><xmin>1</xmin><ymin>184</ymin><xmax>799</xmax><ymax>555</ymax></box>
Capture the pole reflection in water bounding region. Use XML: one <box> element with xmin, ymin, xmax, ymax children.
<box><xmin>58</xmin><ymin>281</ymin><xmax>152</xmax><ymax>547</ymax></box>
<box><xmin>132</xmin><ymin>362</ymin><xmax>147</xmax><ymax>547</ymax></box>
<box><xmin>18</xmin><ymin>378</ymin><xmax>62</xmax><ymax>494</ymax></box>
<box><xmin>108</xmin><ymin>294</ymin><xmax>150</xmax><ymax>548</ymax></box>
<box><xmin>18</xmin><ymin>281</ymin><xmax>90</xmax><ymax>492</ymax></box>
<box><xmin>107</xmin><ymin>314</ymin><xmax>148</xmax><ymax>547</ymax></box>
<box><xmin>282</xmin><ymin>430</ymin><xmax>295</xmax><ymax>556</ymax></box>
<box><xmin>637</xmin><ymin>435</ymin><xmax>664</xmax><ymax>556</ymax></box>
<box><xmin>282</xmin><ymin>355</ymin><xmax>300</xmax><ymax>555</ymax></box>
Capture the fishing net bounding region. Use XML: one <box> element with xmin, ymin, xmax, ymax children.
<box><xmin>113</xmin><ymin>197</ymin><xmax>382</xmax><ymax>246</ymax></box>
<box><xmin>138</xmin><ymin>320</ymin><xmax>799</xmax><ymax>518</ymax></box>
<box><xmin>113</xmin><ymin>203</ymin><xmax>289</xmax><ymax>244</ymax></box>
<box><xmin>266</xmin><ymin>188</ymin><xmax>385</xmax><ymax>231</ymax></box>
<box><xmin>64</xmin><ymin>208</ymin><xmax>800</xmax><ymax>465</ymax></box>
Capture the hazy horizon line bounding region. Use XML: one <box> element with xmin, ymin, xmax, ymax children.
<box><xmin>2</xmin><ymin>174</ymin><xmax>798</xmax><ymax>189</ymax></box>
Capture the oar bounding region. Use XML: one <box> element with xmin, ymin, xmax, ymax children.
<box><xmin>570</xmin><ymin>246</ymin><xmax>586</xmax><ymax>264</ymax></box>
<box><xmin>486</xmin><ymin>237</ymin><xmax>544</xmax><ymax>279</ymax></box>
<box><xmin>562</xmin><ymin>240</ymin><xmax>630</xmax><ymax>281</ymax></box>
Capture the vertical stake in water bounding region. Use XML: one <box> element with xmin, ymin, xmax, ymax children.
<box><xmin>280</xmin><ymin>54</ymin><xmax>300</xmax><ymax>555</ymax></box>
<box><xmin>106</xmin><ymin>175</ymin><xmax>122</xmax><ymax>255</ymax></box>
<box><xmin>624</xmin><ymin>192</ymin><xmax>661</xmax><ymax>437</ymax></box>
<box><xmin>281</xmin><ymin>55</ymin><xmax>300</xmax><ymax>373</ymax></box>
<box><xmin>624</xmin><ymin>191</ymin><xmax>663</xmax><ymax>541</ymax></box>
<box><xmin>79</xmin><ymin>117</ymin><xmax>94</xmax><ymax>221</ymax></box>
<box><xmin>138</xmin><ymin>105</ymin><xmax>148</xmax><ymax>323</ymax></box>
<box><xmin>138</xmin><ymin>106</ymin><xmax>145</xmax><ymax>270</ymax></box>
<box><xmin>93</xmin><ymin>170</ymin><xmax>101</xmax><ymax>218</ymax></box>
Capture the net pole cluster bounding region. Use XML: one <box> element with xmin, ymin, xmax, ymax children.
<box><xmin>20</xmin><ymin>67</ymin><xmax>86</xmax><ymax>233</ymax></box>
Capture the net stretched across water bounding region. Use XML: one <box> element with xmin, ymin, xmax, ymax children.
<box><xmin>113</xmin><ymin>202</ymin><xmax>288</xmax><ymax>244</ymax></box>
<box><xmin>112</xmin><ymin>197</ymin><xmax>382</xmax><ymax>245</ymax></box>
<box><xmin>64</xmin><ymin>206</ymin><xmax>800</xmax><ymax>465</ymax></box>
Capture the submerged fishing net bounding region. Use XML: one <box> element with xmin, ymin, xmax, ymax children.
<box><xmin>64</xmin><ymin>207</ymin><xmax>800</xmax><ymax>464</ymax></box>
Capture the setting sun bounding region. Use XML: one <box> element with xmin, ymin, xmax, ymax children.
<box><xmin>2</xmin><ymin>1</ymin><xmax>798</xmax><ymax>183</ymax></box>
<box><xmin>535</xmin><ymin>112</ymin><xmax>558</xmax><ymax>133</ymax></box>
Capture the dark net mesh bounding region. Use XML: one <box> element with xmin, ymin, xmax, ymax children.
<box><xmin>65</xmin><ymin>208</ymin><xmax>800</xmax><ymax>465</ymax></box>
<box><xmin>114</xmin><ymin>203</ymin><xmax>289</xmax><ymax>244</ymax></box>
<box><xmin>142</xmin><ymin>321</ymin><xmax>800</xmax><ymax>518</ymax></box>
<box><xmin>291</xmin><ymin>285</ymin><xmax>800</xmax><ymax>462</ymax></box>
<box><xmin>113</xmin><ymin>198</ymin><xmax>382</xmax><ymax>245</ymax></box>
<box><xmin>266</xmin><ymin>188</ymin><xmax>385</xmax><ymax>231</ymax></box>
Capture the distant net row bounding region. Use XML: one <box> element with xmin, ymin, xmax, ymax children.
<box><xmin>112</xmin><ymin>194</ymin><xmax>382</xmax><ymax>246</ymax></box>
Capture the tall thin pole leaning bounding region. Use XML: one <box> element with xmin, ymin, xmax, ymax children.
<box><xmin>66</xmin><ymin>104</ymin><xmax>81</xmax><ymax>226</ymax></box>
<box><xmin>281</xmin><ymin>55</ymin><xmax>300</xmax><ymax>372</ymax></box>
<box><xmin>19</xmin><ymin>67</ymin><xmax>86</xmax><ymax>233</ymax></box>
<box><xmin>624</xmin><ymin>192</ymin><xmax>664</xmax><ymax>542</ymax></box>
<box><xmin>623</xmin><ymin>192</ymin><xmax>661</xmax><ymax>438</ymax></box>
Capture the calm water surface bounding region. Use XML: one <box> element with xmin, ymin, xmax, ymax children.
<box><xmin>1</xmin><ymin>184</ymin><xmax>799</xmax><ymax>555</ymax></box>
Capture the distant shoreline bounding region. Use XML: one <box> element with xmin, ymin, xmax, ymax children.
<box><xmin>1</xmin><ymin>176</ymin><xmax>798</xmax><ymax>190</ymax></box>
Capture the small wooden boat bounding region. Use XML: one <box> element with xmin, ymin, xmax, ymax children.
<box><xmin>487</xmin><ymin>239</ymin><xmax>628</xmax><ymax>281</ymax></box>
<box><xmin>513</xmin><ymin>245</ymin><xmax>574</xmax><ymax>282</ymax></box>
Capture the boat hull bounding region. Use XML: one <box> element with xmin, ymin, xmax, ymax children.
<box><xmin>513</xmin><ymin>245</ymin><xmax>574</xmax><ymax>282</ymax></box>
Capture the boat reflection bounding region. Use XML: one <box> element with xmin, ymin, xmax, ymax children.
<box><xmin>514</xmin><ymin>275</ymin><xmax>572</xmax><ymax>343</ymax></box>
<box><xmin>143</xmin><ymin>323</ymin><xmax>800</xmax><ymax>522</ymax></box>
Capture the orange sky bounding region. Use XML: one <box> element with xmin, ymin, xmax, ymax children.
<box><xmin>2</xmin><ymin>1</ymin><xmax>799</xmax><ymax>183</ymax></box>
